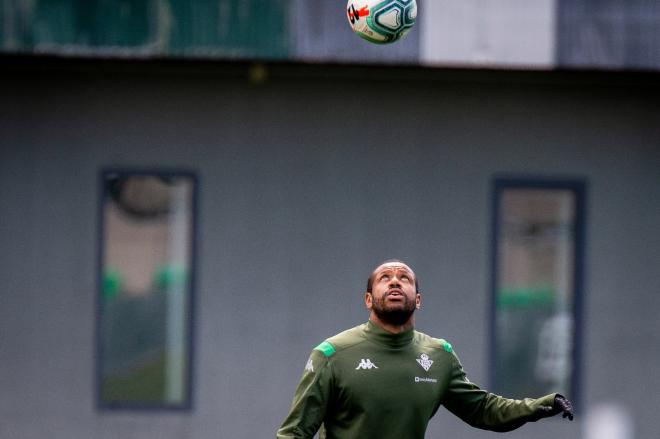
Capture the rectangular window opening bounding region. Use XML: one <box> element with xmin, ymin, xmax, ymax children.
<box><xmin>97</xmin><ymin>169</ymin><xmax>197</xmax><ymax>410</ymax></box>
<box><xmin>490</xmin><ymin>178</ymin><xmax>585</xmax><ymax>406</ymax></box>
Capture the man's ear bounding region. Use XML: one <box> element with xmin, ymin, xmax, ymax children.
<box><xmin>365</xmin><ymin>292</ymin><xmax>373</xmax><ymax>309</ymax></box>
<box><xmin>415</xmin><ymin>293</ymin><xmax>421</xmax><ymax>309</ymax></box>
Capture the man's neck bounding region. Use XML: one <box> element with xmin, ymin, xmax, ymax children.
<box><xmin>369</xmin><ymin>314</ymin><xmax>415</xmax><ymax>334</ymax></box>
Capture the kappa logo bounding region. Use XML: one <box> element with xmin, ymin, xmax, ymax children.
<box><xmin>355</xmin><ymin>359</ymin><xmax>378</xmax><ymax>370</ymax></box>
<box><xmin>416</xmin><ymin>353</ymin><xmax>434</xmax><ymax>372</ymax></box>
<box><xmin>305</xmin><ymin>358</ymin><xmax>314</xmax><ymax>373</ymax></box>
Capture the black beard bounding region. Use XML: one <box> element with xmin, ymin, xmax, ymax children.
<box><xmin>371</xmin><ymin>294</ymin><xmax>416</xmax><ymax>326</ymax></box>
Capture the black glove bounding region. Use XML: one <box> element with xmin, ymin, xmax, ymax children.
<box><xmin>554</xmin><ymin>395</ymin><xmax>574</xmax><ymax>421</ymax></box>
<box><xmin>536</xmin><ymin>394</ymin><xmax>574</xmax><ymax>421</ymax></box>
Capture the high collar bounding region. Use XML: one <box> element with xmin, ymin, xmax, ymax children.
<box><xmin>363</xmin><ymin>320</ymin><xmax>415</xmax><ymax>349</ymax></box>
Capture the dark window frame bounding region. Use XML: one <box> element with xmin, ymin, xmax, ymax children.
<box><xmin>95</xmin><ymin>167</ymin><xmax>198</xmax><ymax>411</ymax></box>
<box><xmin>489</xmin><ymin>176</ymin><xmax>586</xmax><ymax>411</ymax></box>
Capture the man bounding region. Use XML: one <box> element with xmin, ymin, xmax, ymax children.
<box><xmin>277</xmin><ymin>259</ymin><xmax>574</xmax><ymax>439</ymax></box>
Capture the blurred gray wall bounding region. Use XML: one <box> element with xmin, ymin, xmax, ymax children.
<box><xmin>421</xmin><ymin>0</ymin><xmax>557</xmax><ymax>67</ymax></box>
<box><xmin>4</xmin><ymin>0</ymin><xmax>660</xmax><ymax>70</ymax></box>
<box><xmin>557</xmin><ymin>0</ymin><xmax>660</xmax><ymax>70</ymax></box>
<box><xmin>0</xmin><ymin>63</ymin><xmax>659</xmax><ymax>439</ymax></box>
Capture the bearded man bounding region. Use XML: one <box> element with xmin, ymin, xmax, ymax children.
<box><xmin>277</xmin><ymin>260</ymin><xmax>573</xmax><ymax>439</ymax></box>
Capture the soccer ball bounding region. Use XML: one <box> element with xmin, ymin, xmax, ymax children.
<box><xmin>346</xmin><ymin>0</ymin><xmax>417</xmax><ymax>44</ymax></box>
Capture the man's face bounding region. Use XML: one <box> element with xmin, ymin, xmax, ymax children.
<box><xmin>366</xmin><ymin>262</ymin><xmax>420</xmax><ymax>325</ymax></box>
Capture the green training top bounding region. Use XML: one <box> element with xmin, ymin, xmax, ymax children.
<box><xmin>277</xmin><ymin>321</ymin><xmax>556</xmax><ymax>439</ymax></box>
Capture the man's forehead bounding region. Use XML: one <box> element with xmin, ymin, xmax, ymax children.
<box><xmin>373</xmin><ymin>262</ymin><xmax>415</xmax><ymax>276</ymax></box>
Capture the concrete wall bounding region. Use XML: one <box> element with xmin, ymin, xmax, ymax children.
<box><xmin>0</xmin><ymin>62</ymin><xmax>659</xmax><ymax>439</ymax></box>
<box><xmin>421</xmin><ymin>0</ymin><xmax>557</xmax><ymax>67</ymax></box>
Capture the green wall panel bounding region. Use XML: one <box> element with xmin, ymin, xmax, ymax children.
<box><xmin>1</xmin><ymin>0</ymin><xmax>291</xmax><ymax>59</ymax></box>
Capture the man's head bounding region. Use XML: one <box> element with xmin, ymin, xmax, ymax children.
<box><xmin>365</xmin><ymin>259</ymin><xmax>421</xmax><ymax>327</ymax></box>
<box><xmin>366</xmin><ymin>259</ymin><xmax>420</xmax><ymax>294</ymax></box>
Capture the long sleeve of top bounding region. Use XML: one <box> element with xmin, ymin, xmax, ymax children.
<box><xmin>442</xmin><ymin>353</ymin><xmax>556</xmax><ymax>432</ymax></box>
<box><xmin>277</xmin><ymin>321</ymin><xmax>557</xmax><ymax>439</ymax></box>
<box><xmin>277</xmin><ymin>349</ymin><xmax>333</xmax><ymax>439</ymax></box>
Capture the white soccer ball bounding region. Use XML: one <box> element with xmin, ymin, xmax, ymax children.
<box><xmin>346</xmin><ymin>0</ymin><xmax>417</xmax><ymax>44</ymax></box>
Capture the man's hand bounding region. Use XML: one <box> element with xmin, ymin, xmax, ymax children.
<box><xmin>554</xmin><ymin>395</ymin><xmax>574</xmax><ymax>420</ymax></box>
<box><xmin>537</xmin><ymin>394</ymin><xmax>574</xmax><ymax>421</ymax></box>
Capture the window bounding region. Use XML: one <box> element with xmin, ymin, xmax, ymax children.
<box><xmin>490</xmin><ymin>178</ymin><xmax>585</xmax><ymax>404</ymax></box>
<box><xmin>97</xmin><ymin>169</ymin><xmax>197</xmax><ymax>409</ymax></box>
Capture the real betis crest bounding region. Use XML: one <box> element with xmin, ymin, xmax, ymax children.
<box><xmin>416</xmin><ymin>353</ymin><xmax>433</xmax><ymax>372</ymax></box>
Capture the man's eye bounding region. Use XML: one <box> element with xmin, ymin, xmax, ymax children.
<box><xmin>380</xmin><ymin>275</ymin><xmax>390</xmax><ymax>281</ymax></box>
<box><xmin>401</xmin><ymin>275</ymin><xmax>410</xmax><ymax>281</ymax></box>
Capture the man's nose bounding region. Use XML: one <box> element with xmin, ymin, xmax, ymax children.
<box><xmin>388</xmin><ymin>276</ymin><xmax>402</xmax><ymax>287</ymax></box>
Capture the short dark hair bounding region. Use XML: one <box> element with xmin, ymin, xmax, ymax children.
<box><xmin>366</xmin><ymin>259</ymin><xmax>420</xmax><ymax>294</ymax></box>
